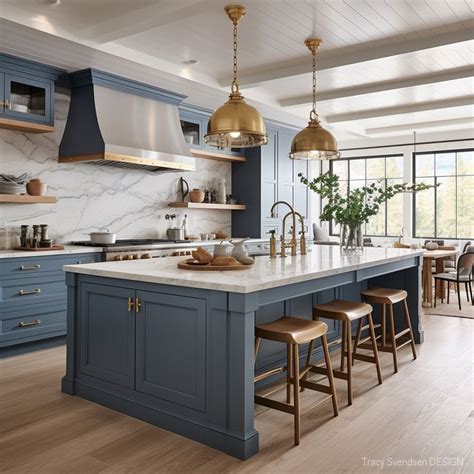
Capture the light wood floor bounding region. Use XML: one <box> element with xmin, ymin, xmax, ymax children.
<box><xmin>1</xmin><ymin>314</ymin><xmax>473</xmax><ymax>473</ymax></box>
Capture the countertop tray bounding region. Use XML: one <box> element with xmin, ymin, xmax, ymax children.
<box><xmin>177</xmin><ymin>259</ymin><xmax>253</xmax><ymax>271</ymax></box>
<box><xmin>13</xmin><ymin>245</ymin><xmax>65</xmax><ymax>251</ymax></box>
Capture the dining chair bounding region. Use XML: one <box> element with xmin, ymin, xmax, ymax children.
<box><xmin>433</xmin><ymin>252</ymin><xmax>474</xmax><ymax>310</ymax></box>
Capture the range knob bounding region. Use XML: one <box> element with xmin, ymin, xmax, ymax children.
<box><xmin>141</xmin><ymin>253</ymin><xmax>151</xmax><ymax>259</ymax></box>
<box><xmin>133</xmin><ymin>254</ymin><xmax>140</xmax><ymax>260</ymax></box>
<box><xmin>123</xmin><ymin>254</ymin><xmax>131</xmax><ymax>260</ymax></box>
<box><xmin>186</xmin><ymin>250</ymin><xmax>192</xmax><ymax>256</ymax></box>
<box><xmin>114</xmin><ymin>255</ymin><xmax>123</xmax><ymax>261</ymax></box>
<box><xmin>172</xmin><ymin>251</ymin><xmax>180</xmax><ymax>256</ymax></box>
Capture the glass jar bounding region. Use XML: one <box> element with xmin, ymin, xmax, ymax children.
<box><xmin>340</xmin><ymin>223</ymin><xmax>364</xmax><ymax>252</ymax></box>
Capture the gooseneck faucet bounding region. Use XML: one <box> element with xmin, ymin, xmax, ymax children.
<box><xmin>270</xmin><ymin>201</ymin><xmax>297</xmax><ymax>257</ymax></box>
<box><xmin>283</xmin><ymin>211</ymin><xmax>307</xmax><ymax>255</ymax></box>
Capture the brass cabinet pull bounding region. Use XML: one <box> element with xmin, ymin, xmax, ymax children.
<box><xmin>19</xmin><ymin>264</ymin><xmax>41</xmax><ymax>271</ymax></box>
<box><xmin>18</xmin><ymin>319</ymin><xmax>42</xmax><ymax>328</ymax></box>
<box><xmin>127</xmin><ymin>297</ymin><xmax>135</xmax><ymax>312</ymax></box>
<box><xmin>136</xmin><ymin>297</ymin><xmax>142</xmax><ymax>313</ymax></box>
<box><xmin>18</xmin><ymin>288</ymin><xmax>42</xmax><ymax>296</ymax></box>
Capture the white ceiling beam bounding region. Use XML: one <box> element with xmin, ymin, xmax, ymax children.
<box><xmin>222</xmin><ymin>26</ymin><xmax>474</xmax><ymax>88</ymax></box>
<box><xmin>366</xmin><ymin>117</ymin><xmax>474</xmax><ymax>136</ymax></box>
<box><xmin>83</xmin><ymin>0</ymin><xmax>215</xmax><ymax>44</ymax></box>
<box><xmin>326</xmin><ymin>96</ymin><xmax>474</xmax><ymax>123</ymax></box>
<box><xmin>280</xmin><ymin>66</ymin><xmax>474</xmax><ymax>107</ymax></box>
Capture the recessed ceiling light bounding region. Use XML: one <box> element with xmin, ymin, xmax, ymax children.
<box><xmin>182</xmin><ymin>59</ymin><xmax>199</xmax><ymax>66</ymax></box>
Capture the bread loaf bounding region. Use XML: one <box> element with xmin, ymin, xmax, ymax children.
<box><xmin>192</xmin><ymin>246</ymin><xmax>213</xmax><ymax>264</ymax></box>
<box><xmin>211</xmin><ymin>256</ymin><xmax>239</xmax><ymax>266</ymax></box>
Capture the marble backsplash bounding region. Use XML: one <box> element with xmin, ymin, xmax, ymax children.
<box><xmin>0</xmin><ymin>90</ymin><xmax>231</xmax><ymax>244</ymax></box>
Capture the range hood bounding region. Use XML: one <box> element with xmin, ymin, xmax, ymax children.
<box><xmin>59</xmin><ymin>69</ymin><xmax>195</xmax><ymax>172</ymax></box>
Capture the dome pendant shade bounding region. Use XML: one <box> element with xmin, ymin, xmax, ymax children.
<box><xmin>204</xmin><ymin>4</ymin><xmax>267</xmax><ymax>149</ymax></box>
<box><xmin>205</xmin><ymin>92</ymin><xmax>268</xmax><ymax>148</ymax></box>
<box><xmin>289</xmin><ymin>119</ymin><xmax>339</xmax><ymax>160</ymax></box>
<box><xmin>290</xmin><ymin>37</ymin><xmax>339</xmax><ymax>160</ymax></box>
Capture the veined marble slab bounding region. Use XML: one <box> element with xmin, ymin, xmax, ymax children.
<box><xmin>0</xmin><ymin>245</ymin><xmax>103</xmax><ymax>259</ymax></box>
<box><xmin>64</xmin><ymin>247</ymin><xmax>424</xmax><ymax>294</ymax></box>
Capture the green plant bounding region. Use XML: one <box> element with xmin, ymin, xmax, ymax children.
<box><xmin>298</xmin><ymin>172</ymin><xmax>436</xmax><ymax>226</ymax></box>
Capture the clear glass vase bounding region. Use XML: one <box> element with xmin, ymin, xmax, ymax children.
<box><xmin>340</xmin><ymin>223</ymin><xmax>364</xmax><ymax>252</ymax></box>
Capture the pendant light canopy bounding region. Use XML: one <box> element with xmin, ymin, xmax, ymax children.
<box><xmin>289</xmin><ymin>38</ymin><xmax>339</xmax><ymax>160</ymax></box>
<box><xmin>205</xmin><ymin>5</ymin><xmax>267</xmax><ymax>149</ymax></box>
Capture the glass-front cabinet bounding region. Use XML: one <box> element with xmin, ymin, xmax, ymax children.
<box><xmin>0</xmin><ymin>54</ymin><xmax>62</xmax><ymax>131</ymax></box>
<box><xmin>3</xmin><ymin>74</ymin><xmax>51</xmax><ymax>123</ymax></box>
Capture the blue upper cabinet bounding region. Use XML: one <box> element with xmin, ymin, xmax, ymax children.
<box><xmin>232</xmin><ymin>123</ymin><xmax>311</xmax><ymax>238</ymax></box>
<box><xmin>0</xmin><ymin>54</ymin><xmax>65</xmax><ymax>133</ymax></box>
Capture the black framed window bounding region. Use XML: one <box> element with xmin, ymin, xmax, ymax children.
<box><xmin>329</xmin><ymin>154</ymin><xmax>404</xmax><ymax>237</ymax></box>
<box><xmin>413</xmin><ymin>149</ymin><xmax>473</xmax><ymax>240</ymax></box>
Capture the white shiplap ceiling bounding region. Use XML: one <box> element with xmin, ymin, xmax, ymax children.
<box><xmin>0</xmin><ymin>0</ymin><xmax>473</xmax><ymax>143</ymax></box>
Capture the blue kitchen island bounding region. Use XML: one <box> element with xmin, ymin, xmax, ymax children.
<box><xmin>62</xmin><ymin>247</ymin><xmax>423</xmax><ymax>459</ymax></box>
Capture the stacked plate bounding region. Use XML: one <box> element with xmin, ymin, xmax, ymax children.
<box><xmin>0</xmin><ymin>173</ymin><xmax>28</xmax><ymax>194</ymax></box>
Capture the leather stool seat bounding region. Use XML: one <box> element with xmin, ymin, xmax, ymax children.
<box><xmin>256</xmin><ymin>317</ymin><xmax>327</xmax><ymax>344</ymax></box>
<box><xmin>361</xmin><ymin>288</ymin><xmax>408</xmax><ymax>304</ymax></box>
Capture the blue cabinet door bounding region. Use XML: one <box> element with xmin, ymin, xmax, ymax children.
<box><xmin>0</xmin><ymin>73</ymin><xmax>4</xmax><ymax>116</ymax></box>
<box><xmin>4</xmin><ymin>73</ymin><xmax>52</xmax><ymax>124</ymax></box>
<box><xmin>79</xmin><ymin>283</ymin><xmax>135</xmax><ymax>389</ymax></box>
<box><xmin>135</xmin><ymin>290</ymin><xmax>207</xmax><ymax>412</ymax></box>
<box><xmin>277</xmin><ymin>130</ymin><xmax>295</xmax><ymax>210</ymax></box>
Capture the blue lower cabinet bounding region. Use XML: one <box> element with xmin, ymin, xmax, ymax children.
<box><xmin>79</xmin><ymin>283</ymin><xmax>136</xmax><ymax>389</ymax></box>
<box><xmin>135</xmin><ymin>290</ymin><xmax>207</xmax><ymax>411</ymax></box>
<box><xmin>0</xmin><ymin>302</ymin><xmax>66</xmax><ymax>347</ymax></box>
<box><xmin>0</xmin><ymin>252</ymin><xmax>101</xmax><ymax>349</ymax></box>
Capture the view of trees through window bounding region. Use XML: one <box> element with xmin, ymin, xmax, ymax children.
<box><xmin>330</xmin><ymin>155</ymin><xmax>404</xmax><ymax>237</ymax></box>
<box><xmin>414</xmin><ymin>149</ymin><xmax>473</xmax><ymax>239</ymax></box>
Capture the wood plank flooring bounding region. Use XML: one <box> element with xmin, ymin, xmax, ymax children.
<box><xmin>1</xmin><ymin>314</ymin><xmax>472</xmax><ymax>473</ymax></box>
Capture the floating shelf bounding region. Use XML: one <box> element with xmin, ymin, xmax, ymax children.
<box><xmin>0</xmin><ymin>117</ymin><xmax>54</xmax><ymax>134</ymax></box>
<box><xmin>190</xmin><ymin>150</ymin><xmax>246</xmax><ymax>163</ymax></box>
<box><xmin>168</xmin><ymin>202</ymin><xmax>246</xmax><ymax>210</ymax></box>
<box><xmin>0</xmin><ymin>194</ymin><xmax>57</xmax><ymax>204</ymax></box>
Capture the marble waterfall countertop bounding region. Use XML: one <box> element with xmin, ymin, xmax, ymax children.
<box><xmin>0</xmin><ymin>245</ymin><xmax>103</xmax><ymax>259</ymax></box>
<box><xmin>64</xmin><ymin>247</ymin><xmax>423</xmax><ymax>294</ymax></box>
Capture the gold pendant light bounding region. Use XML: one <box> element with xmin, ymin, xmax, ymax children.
<box><xmin>289</xmin><ymin>38</ymin><xmax>339</xmax><ymax>160</ymax></box>
<box><xmin>205</xmin><ymin>5</ymin><xmax>267</xmax><ymax>149</ymax></box>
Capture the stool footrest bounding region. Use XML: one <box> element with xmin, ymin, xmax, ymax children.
<box><xmin>352</xmin><ymin>353</ymin><xmax>377</xmax><ymax>364</ymax></box>
<box><xmin>396</xmin><ymin>337</ymin><xmax>414</xmax><ymax>350</ymax></box>
<box><xmin>300</xmin><ymin>379</ymin><xmax>333</xmax><ymax>395</ymax></box>
<box><xmin>394</xmin><ymin>328</ymin><xmax>411</xmax><ymax>340</ymax></box>
<box><xmin>255</xmin><ymin>395</ymin><xmax>294</xmax><ymax>415</ymax></box>
<box><xmin>254</xmin><ymin>366</ymin><xmax>285</xmax><ymax>383</ymax></box>
<box><xmin>310</xmin><ymin>365</ymin><xmax>348</xmax><ymax>381</ymax></box>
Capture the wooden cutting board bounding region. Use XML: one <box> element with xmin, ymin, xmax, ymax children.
<box><xmin>177</xmin><ymin>259</ymin><xmax>254</xmax><ymax>271</ymax></box>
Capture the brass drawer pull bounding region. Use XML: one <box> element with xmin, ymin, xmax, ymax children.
<box><xmin>19</xmin><ymin>264</ymin><xmax>41</xmax><ymax>271</ymax></box>
<box><xmin>127</xmin><ymin>297</ymin><xmax>135</xmax><ymax>312</ymax></box>
<box><xmin>18</xmin><ymin>319</ymin><xmax>42</xmax><ymax>328</ymax></box>
<box><xmin>18</xmin><ymin>288</ymin><xmax>42</xmax><ymax>296</ymax></box>
<box><xmin>136</xmin><ymin>297</ymin><xmax>142</xmax><ymax>313</ymax></box>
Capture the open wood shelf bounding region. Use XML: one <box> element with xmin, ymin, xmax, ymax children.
<box><xmin>190</xmin><ymin>149</ymin><xmax>245</xmax><ymax>163</ymax></box>
<box><xmin>168</xmin><ymin>202</ymin><xmax>246</xmax><ymax>210</ymax></box>
<box><xmin>0</xmin><ymin>194</ymin><xmax>57</xmax><ymax>204</ymax></box>
<box><xmin>0</xmin><ymin>117</ymin><xmax>54</xmax><ymax>134</ymax></box>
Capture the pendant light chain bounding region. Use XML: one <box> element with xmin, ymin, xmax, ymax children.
<box><xmin>232</xmin><ymin>21</ymin><xmax>239</xmax><ymax>94</ymax></box>
<box><xmin>310</xmin><ymin>45</ymin><xmax>318</xmax><ymax>122</ymax></box>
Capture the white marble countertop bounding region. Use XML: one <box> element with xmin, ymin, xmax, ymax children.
<box><xmin>64</xmin><ymin>247</ymin><xmax>423</xmax><ymax>294</ymax></box>
<box><xmin>0</xmin><ymin>245</ymin><xmax>103</xmax><ymax>259</ymax></box>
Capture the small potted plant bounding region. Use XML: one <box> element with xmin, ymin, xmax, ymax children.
<box><xmin>298</xmin><ymin>172</ymin><xmax>435</xmax><ymax>252</ymax></box>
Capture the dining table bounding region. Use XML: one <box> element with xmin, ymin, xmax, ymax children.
<box><xmin>422</xmin><ymin>248</ymin><xmax>459</xmax><ymax>307</ymax></box>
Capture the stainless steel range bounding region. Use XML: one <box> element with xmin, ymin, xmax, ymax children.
<box><xmin>71</xmin><ymin>239</ymin><xmax>198</xmax><ymax>261</ymax></box>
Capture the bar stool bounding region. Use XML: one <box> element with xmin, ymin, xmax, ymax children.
<box><xmin>312</xmin><ymin>300</ymin><xmax>382</xmax><ymax>405</ymax></box>
<box><xmin>359</xmin><ymin>288</ymin><xmax>417</xmax><ymax>373</ymax></box>
<box><xmin>254</xmin><ymin>317</ymin><xmax>338</xmax><ymax>445</ymax></box>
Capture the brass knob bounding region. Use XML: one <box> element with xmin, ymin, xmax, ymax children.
<box><xmin>133</xmin><ymin>254</ymin><xmax>140</xmax><ymax>260</ymax></box>
<box><xmin>115</xmin><ymin>255</ymin><xmax>123</xmax><ymax>261</ymax></box>
<box><xmin>141</xmin><ymin>253</ymin><xmax>151</xmax><ymax>259</ymax></box>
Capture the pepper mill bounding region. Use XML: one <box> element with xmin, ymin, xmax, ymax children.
<box><xmin>40</xmin><ymin>224</ymin><xmax>49</xmax><ymax>246</ymax></box>
<box><xmin>32</xmin><ymin>225</ymin><xmax>40</xmax><ymax>248</ymax></box>
<box><xmin>20</xmin><ymin>225</ymin><xmax>29</xmax><ymax>248</ymax></box>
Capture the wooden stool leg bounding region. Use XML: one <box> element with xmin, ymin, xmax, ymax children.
<box><xmin>340</xmin><ymin>320</ymin><xmax>346</xmax><ymax>371</ymax></box>
<box><xmin>381</xmin><ymin>304</ymin><xmax>386</xmax><ymax>348</ymax></box>
<box><xmin>352</xmin><ymin>318</ymin><xmax>363</xmax><ymax>365</ymax></box>
<box><xmin>388</xmin><ymin>303</ymin><xmax>398</xmax><ymax>373</ymax></box>
<box><xmin>254</xmin><ymin>337</ymin><xmax>260</xmax><ymax>363</ymax></box>
<box><xmin>321</xmin><ymin>334</ymin><xmax>339</xmax><ymax>417</ymax></box>
<box><xmin>402</xmin><ymin>299</ymin><xmax>417</xmax><ymax>360</ymax></box>
<box><xmin>367</xmin><ymin>313</ymin><xmax>382</xmax><ymax>385</ymax></box>
<box><xmin>292</xmin><ymin>343</ymin><xmax>300</xmax><ymax>445</ymax></box>
<box><xmin>301</xmin><ymin>338</ymin><xmax>316</xmax><ymax>393</ymax></box>
<box><xmin>286</xmin><ymin>343</ymin><xmax>292</xmax><ymax>403</ymax></box>
<box><xmin>346</xmin><ymin>320</ymin><xmax>353</xmax><ymax>405</ymax></box>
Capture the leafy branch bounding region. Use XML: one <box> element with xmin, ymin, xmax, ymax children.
<box><xmin>298</xmin><ymin>171</ymin><xmax>436</xmax><ymax>226</ymax></box>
